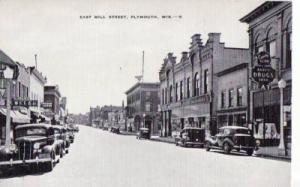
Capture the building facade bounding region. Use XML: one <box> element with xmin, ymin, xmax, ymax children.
<box><xmin>240</xmin><ymin>1</ymin><xmax>292</xmax><ymax>154</ymax></box>
<box><xmin>125</xmin><ymin>82</ymin><xmax>160</xmax><ymax>134</ymax></box>
<box><xmin>159</xmin><ymin>33</ymin><xmax>250</xmax><ymax>137</ymax></box>
<box><xmin>215</xmin><ymin>51</ymin><xmax>250</xmax><ymax>127</ymax></box>
<box><xmin>28</xmin><ymin>66</ymin><xmax>47</xmax><ymax>122</ymax></box>
<box><xmin>44</xmin><ymin>85</ymin><xmax>61</xmax><ymax>123</ymax></box>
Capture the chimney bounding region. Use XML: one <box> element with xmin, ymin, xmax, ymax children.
<box><xmin>208</xmin><ymin>33</ymin><xmax>221</xmax><ymax>43</ymax></box>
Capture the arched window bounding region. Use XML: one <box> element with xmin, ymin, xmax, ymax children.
<box><xmin>162</xmin><ymin>89</ymin><xmax>164</xmax><ymax>104</ymax></box>
<box><xmin>194</xmin><ymin>72</ymin><xmax>200</xmax><ymax>96</ymax></box>
<box><xmin>286</xmin><ymin>19</ymin><xmax>292</xmax><ymax>69</ymax></box>
<box><xmin>266</xmin><ymin>27</ymin><xmax>276</xmax><ymax>58</ymax></box>
<box><xmin>169</xmin><ymin>85</ymin><xmax>173</xmax><ymax>103</ymax></box>
<box><xmin>254</xmin><ymin>34</ymin><xmax>263</xmax><ymax>54</ymax></box>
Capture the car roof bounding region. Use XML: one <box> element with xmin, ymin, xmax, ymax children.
<box><xmin>140</xmin><ymin>127</ymin><xmax>149</xmax><ymax>130</ymax></box>
<box><xmin>52</xmin><ymin>125</ymin><xmax>66</xmax><ymax>129</ymax></box>
<box><xmin>219</xmin><ymin>126</ymin><xmax>249</xmax><ymax>130</ymax></box>
<box><xmin>183</xmin><ymin>127</ymin><xmax>204</xmax><ymax>130</ymax></box>
<box><xmin>15</xmin><ymin>123</ymin><xmax>52</xmax><ymax>130</ymax></box>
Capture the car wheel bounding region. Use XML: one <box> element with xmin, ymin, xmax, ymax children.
<box><xmin>223</xmin><ymin>142</ymin><xmax>231</xmax><ymax>154</ymax></box>
<box><xmin>183</xmin><ymin>142</ymin><xmax>187</xmax><ymax>147</ymax></box>
<box><xmin>205</xmin><ymin>142</ymin><xmax>211</xmax><ymax>151</ymax></box>
<box><xmin>65</xmin><ymin>149</ymin><xmax>69</xmax><ymax>154</ymax></box>
<box><xmin>60</xmin><ymin>147</ymin><xmax>64</xmax><ymax>158</ymax></box>
<box><xmin>247</xmin><ymin>149</ymin><xmax>254</xmax><ymax>156</ymax></box>
<box><xmin>43</xmin><ymin>152</ymin><xmax>54</xmax><ymax>172</ymax></box>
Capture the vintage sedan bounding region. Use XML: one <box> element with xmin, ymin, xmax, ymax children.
<box><xmin>205</xmin><ymin>126</ymin><xmax>256</xmax><ymax>156</ymax></box>
<box><xmin>66</xmin><ymin>125</ymin><xmax>75</xmax><ymax>143</ymax></box>
<box><xmin>136</xmin><ymin>128</ymin><xmax>150</xmax><ymax>139</ymax></box>
<box><xmin>0</xmin><ymin>124</ymin><xmax>61</xmax><ymax>172</ymax></box>
<box><xmin>52</xmin><ymin>125</ymin><xmax>69</xmax><ymax>154</ymax></box>
<box><xmin>175</xmin><ymin>127</ymin><xmax>206</xmax><ymax>147</ymax></box>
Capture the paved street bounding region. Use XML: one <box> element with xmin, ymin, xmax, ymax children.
<box><xmin>0</xmin><ymin>125</ymin><xmax>290</xmax><ymax>187</ymax></box>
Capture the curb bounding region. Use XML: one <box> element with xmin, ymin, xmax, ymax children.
<box><xmin>150</xmin><ymin>138</ymin><xmax>175</xmax><ymax>144</ymax></box>
<box><xmin>253</xmin><ymin>154</ymin><xmax>291</xmax><ymax>161</ymax></box>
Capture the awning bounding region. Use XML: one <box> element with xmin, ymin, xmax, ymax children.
<box><xmin>0</xmin><ymin>108</ymin><xmax>30</xmax><ymax>123</ymax></box>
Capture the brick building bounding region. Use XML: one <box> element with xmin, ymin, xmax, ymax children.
<box><xmin>240</xmin><ymin>1</ymin><xmax>292</xmax><ymax>155</ymax></box>
<box><xmin>125</xmin><ymin>82</ymin><xmax>160</xmax><ymax>134</ymax></box>
<box><xmin>159</xmin><ymin>33</ymin><xmax>250</xmax><ymax>137</ymax></box>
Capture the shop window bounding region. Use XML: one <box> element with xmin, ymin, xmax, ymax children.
<box><xmin>228</xmin><ymin>89</ymin><xmax>234</xmax><ymax>107</ymax></box>
<box><xmin>237</xmin><ymin>88</ymin><xmax>243</xmax><ymax>106</ymax></box>
<box><xmin>187</xmin><ymin>77</ymin><xmax>190</xmax><ymax>98</ymax></box>
<box><xmin>221</xmin><ymin>91</ymin><xmax>225</xmax><ymax>108</ymax></box>
<box><xmin>204</xmin><ymin>69</ymin><xmax>208</xmax><ymax>94</ymax></box>
<box><xmin>194</xmin><ymin>72</ymin><xmax>200</xmax><ymax>96</ymax></box>
<box><xmin>286</xmin><ymin>32</ymin><xmax>292</xmax><ymax>68</ymax></box>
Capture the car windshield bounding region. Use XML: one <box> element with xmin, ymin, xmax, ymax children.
<box><xmin>235</xmin><ymin>129</ymin><xmax>250</xmax><ymax>134</ymax></box>
<box><xmin>16</xmin><ymin>127</ymin><xmax>47</xmax><ymax>138</ymax></box>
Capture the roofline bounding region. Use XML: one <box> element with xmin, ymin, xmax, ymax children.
<box><xmin>239</xmin><ymin>1</ymin><xmax>282</xmax><ymax>23</ymax></box>
<box><xmin>125</xmin><ymin>82</ymin><xmax>160</xmax><ymax>94</ymax></box>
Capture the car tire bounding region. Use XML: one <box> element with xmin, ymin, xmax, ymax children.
<box><xmin>205</xmin><ymin>142</ymin><xmax>211</xmax><ymax>151</ymax></box>
<box><xmin>223</xmin><ymin>142</ymin><xmax>231</xmax><ymax>154</ymax></box>
<box><xmin>44</xmin><ymin>152</ymin><xmax>54</xmax><ymax>172</ymax></box>
<box><xmin>60</xmin><ymin>147</ymin><xmax>64</xmax><ymax>158</ymax></box>
<box><xmin>247</xmin><ymin>149</ymin><xmax>254</xmax><ymax>156</ymax></box>
<box><xmin>66</xmin><ymin>149</ymin><xmax>69</xmax><ymax>154</ymax></box>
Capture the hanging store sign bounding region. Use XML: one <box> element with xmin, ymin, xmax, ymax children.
<box><xmin>12</xmin><ymin>99</ymin><xmax>38</xmax><ymax>107</ymax></box>
<box><xmin>252</xmin><ymin>51</ymin><xmax>275</xmax><ymax>88</ymax></box>
<box><xmin>41</xmin><ymin>102</ymin><xmax>53</xmax><ymax>108</ymax></box>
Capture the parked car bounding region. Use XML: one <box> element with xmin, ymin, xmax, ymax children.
<box><xmin>136</xmin><ymin>128</ymin><xmax>150</xmax><ymax>139</ymax></box>
<box><xmin>175</xmin><ymin>127</ymin><xmax>206</xmax><ymax>147</ymax></box>
<box><xmin>205</xmin><ymin>126</ymin><xmax>256</xmax><ymax>156</ymax></box>
<box><xmin>66</xmin><ymin>125</ymin><xmax>75</xmax><ymax>143</ymax></box>
<box><xmin>0</xmin><ymin>124</ymin><xmax>61</xmax><ymax>173</ymax></box>
<box><xmin>52</xmin><ymin>125</ymin><xmax>69</xmax><ymax>154</ymax></box>
<box><xmin>110</xmin><ymin>126</ymin><xmax>120</xmax><ymax>134</ymax></box>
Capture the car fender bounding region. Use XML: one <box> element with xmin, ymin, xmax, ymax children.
<box><xmin>222</xmin><ymin>138</ymin><xmax>235</xmax><ymax>147</ymax></box>
<box><xmin>42</xmin><ymin>145</ymin><xmax>54</xmax><ymax>153</ymax></box>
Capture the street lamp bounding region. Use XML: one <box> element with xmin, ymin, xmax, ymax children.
<box><xmin>0</xmin><ymin>64</ymin><xmax>15</xmax><ymax>147</ymax></box>
<box><xmin>278</xmin><ymin>79</ymin><xmax>286</xmax><ymax>155</ymax></box>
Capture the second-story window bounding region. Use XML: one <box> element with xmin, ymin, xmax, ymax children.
<box><xmin>237</xmin><ymin>88</ymin><xmax>243</xmax><ymax>106</ymax></box>
<box><xmin>194</xmin><ymin>72</ymin><xmax>199</xmax><ymax>96</ymax></box>
<box><xmin>228</xmin><ymin>89</ymin><xmax>234</xmax><ymax>107</ymax></box>
<box><xmin>169</xmin><ymin>85</ymin><xmax>173</xmax><ymax>103</ymax></box>
<box><xmin>145</xmin><ymin>102</ymin><xmax>151</xmax><ymax>112</ymax></box>
<box><xmin>180</xmin><ymin>80</ymin><xmax>183</xmax><ymax>100</ymax></box>
<box><xmin>146</xmin><ymin>91</ymin><xmax>151</xmax><ymax>100</ymax></box>
<box><xmin>286</xmin><ymin>32</ymin><xmax>292</xmax><ymax>68</ymax></box>
<box><xmin>187</xmin><ymin>77</ymin><xmax>190</xmax><ymax>98</ymax></box>
<box><xmin>175</xmin><ymin>83</ymin><xmax>178</xmax><ymax>102</ymax></box>
<box><xmin>204</xmin><ymin>69</ymin><xmax>208</xmax><ymax>94</ymax></box>
<box><xmin>221</xmin><ymin>91</ymin><xmax>225</xmax><ymax>108</ymax></box>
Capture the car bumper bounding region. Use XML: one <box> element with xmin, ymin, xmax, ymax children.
<box><xmin>0</xmin><ymin>157</ymin><xmax>52</xmax><ymax>168</ymax></box>
<box><xmin>233</xmin><ymin>145</ymin><xmax>254</xmax><ymax>150</ymax></box>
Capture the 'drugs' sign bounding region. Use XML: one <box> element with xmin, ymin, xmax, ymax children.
<box><xmin>252</xmin><ymin>51</ymin><xmax>275</xmax><ymax>88</ymax></box>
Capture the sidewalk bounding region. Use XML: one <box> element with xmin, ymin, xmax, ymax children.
<box><xmin>254</xmin><ymin>146</ymin><xmax>291</xmax><ymax>161</ymax></box>
<box><xmin>120</xmin><ymin>131</ymin><xmax>136</xmax><ymax>136</ymax></box>
<box><xmin>150</xmin><ymin>136</ymin><xmax>175</xmax><ymax>144</ymax></box>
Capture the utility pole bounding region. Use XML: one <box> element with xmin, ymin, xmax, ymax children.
<box><xmin>34</xmin><ymin>54</ymin><xmax>38</xmax><ymax>70</ymax></box>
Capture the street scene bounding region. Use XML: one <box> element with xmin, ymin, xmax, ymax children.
<box><xmin>0</xmin><ymin>0</ymin><xmax>295</xmax><ymax>187</ymax></box>
<box><xmin>0</xmin><ymin>125</ymin><xmax>291</xmax><ymax>187</ymax></box>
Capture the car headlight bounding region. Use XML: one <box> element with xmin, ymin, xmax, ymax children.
<box><xmin>33</xmin><ymin>143</ymin><xmax>40</xmax><ymax>149</ymax></box>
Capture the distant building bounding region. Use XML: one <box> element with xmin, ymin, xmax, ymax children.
<box><xmin>125</xmin><ymin>82</ymin><xmax>160</xmax><ymax>134</ymax></box>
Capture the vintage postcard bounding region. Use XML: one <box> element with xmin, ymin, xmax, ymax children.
<box><xmin>0</xmin><ymin>0</ymin><xmax>296</xmax><ymax>187</ymax></box>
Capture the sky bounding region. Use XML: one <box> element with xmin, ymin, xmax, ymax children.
<box><xmin>0</xmin><ymin>0</ymin><xmax>266</xmax><ymax>114</ymax></box>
